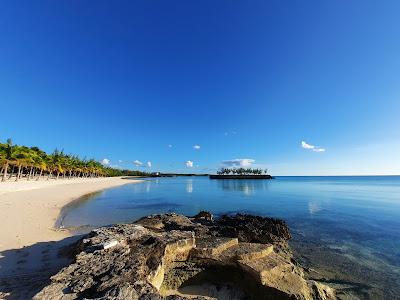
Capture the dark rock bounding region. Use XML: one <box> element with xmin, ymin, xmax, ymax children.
<box><xmin>136</xmin><ymin>212</ymin><xmax>291</xmax><ymax>245</ymax></box>
<box><xmin>212</xmin><ymin>214</ymin><xmax>292</xmax><ymax>244</ymax></box>
<box><xmin>192</xmin><ymin>211</ymin><xmax>213</xmax><ymax>222</ymax></box>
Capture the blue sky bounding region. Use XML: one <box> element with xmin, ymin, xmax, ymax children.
<box><xmin>1</xmin><ymin>1</ymin><xmax>400</xmax><ymax>175</ymax></box>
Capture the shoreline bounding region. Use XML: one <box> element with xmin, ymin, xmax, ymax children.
<box><xmin>0</xmin><ymin>177</ymin><xmax>143</xmax><ymax>252</ymax></box>
<box><xmin>0</xmin><ymin>177</ymin><xmax>143</xmax><ymax>299</ymax></box>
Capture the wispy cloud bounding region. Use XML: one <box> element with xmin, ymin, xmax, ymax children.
<box><xmin>185</xmin><ymin>160</ymin><xmax>194</xmax><ymax>168</ymax></box>
<box><xmin>118</xmin><ymin>160</ymin><xmax>123</xmax><ymax>163</ymax></box>
<box><xmin>101</xmin><ymin>158</ymin><xmax>110</xmax><ymax>166</ymax></box>
<box><xmin>301</xmin><ymin>141</ymin><xmax>326</xmax><ymax>152</ymax></box>
<box><xmin>221</xmin><ymin>158</ymin><xmax>255</xmax><ymax>167</ymax></box>
<box><xmin>193</xmin><ymin>144</ymin><xmax>201</xmax><ymax>150</ymax></box>
<box><xmin>167</xmin><ymin>144</ymin><xmax>173</xmax><ymax>148</ymax></box>
<box><xmin>134</xmin><ymin>160</ymin><xmax>143</xmax><ymax>167</ymax></box>
<box><xmin>147</xmin><ymin>161</ymin><xmax>152</xmax><ymax>168</ymax></box>
<box><xmin>224</xmin><ymin>131</ymin><xmax>237</xmax><ymax>136</ymax></box>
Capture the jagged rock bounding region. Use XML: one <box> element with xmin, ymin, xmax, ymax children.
<box><xmin>218</xmin><ymin>242</ymin><xmax>274</xmax><ymax>261</ymax></box>
<box><xmin>34</xmin><ymin>213</ymin><xmax>335</xmax><ymax>300</ymax></box>
<box><xmin>212</xmin><ymin>214</ymin><xmax>292</xmax><ymax>244</ymax></box>
<box><xmin>308</xmin><ymin>281</ymin><xmax>336</xmax><ymax>300</ymax></box>
<box><xmin>238</xmin><ymin>252</ymin><xmax>312</xmax><ymax>299</ymax></box>
<box><xmin>192</xmin><ymin>237</ymin><xmax>238</xmax><ymax>258</ymax></box>
<box><xmin>100</xmin><ymin>283</ymin><xmax>138</xmax><ymax>299</ymax></box>
<box><xmin>136</xmin><ymin>214</ymin><xmax>195</xmax><ymax>232</ymax></box>
<box><xmin>192</xmin><ymin>211</ymin><xmax>213</xmax><ymax>221</ymax></box>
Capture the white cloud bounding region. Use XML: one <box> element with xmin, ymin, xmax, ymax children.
<box><xmin>118</xmin><ymin>160</ymin><xmax>123</xmax><ymax>163</ymax></box>
<box><xmin>147</xmin><ymin>161</ymin><xmax>152</xmax><ymax>168</ymax></box>
<box><xmin>101</xmin><ymin>158</ymin><xmax>110</xmax><ymax>166</ymax></box>
<box><xmin>185</xmin><ymin>160</ymin><xmax>194</xmax><ymax>168</ymax></box>
<box><xmin>168</xmin><ymin>144</ymin><xmax>173</xmax><ymax>148</ymax></box>
<box><xmin>134</xmin><ymin>160</ymin><xmax>143</xmax><ymax>167</ymax></box>
<box><xmin>301</xmin><ymin>141</ymin><xmax>326</xmax><ymax>152</ymax></box>
<box><xmin>193</xmin><ymin>144</ymin><xmax>201</xmax><ymax>150</ymax></box>
<box><xmin>301</xmin><ymin>141</ymin><xmax>315</xmax><ymax>149</ymax></box>
<box><xmin>221</xmin><ymin>158</ymin><xmax>255</xmax><ymax>167</ymax></box>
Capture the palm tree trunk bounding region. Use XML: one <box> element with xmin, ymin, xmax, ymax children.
<box><xmin>8</xmin><ymin>165</ymin><xmax>15</xmax><ymax>179</ymax></box>
<box><xmin>28</xmin><ymin>166</ymin><xmax>34</xmax><ymax>180</ymax></box>
<box><xmin>1</xmin><ymin>162</ymin><xmax>8</xmax><ymax>182</ymax></box>
<box><xmin>15</xmin><ymin>165</ymin><xmax>22</xmax><ymax>182</ymax></box>
<box><xmin>36</xmin><ymin>169</ymin><xmax>43</xmax><ymax>181</ymax></box>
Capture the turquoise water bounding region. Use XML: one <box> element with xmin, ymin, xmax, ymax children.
<box><xmin>60</xmin><ymin>176</ymin><xmax>400</xmax><ymax>297</ymax></box>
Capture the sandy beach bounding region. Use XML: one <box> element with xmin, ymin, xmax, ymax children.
<box><xmin>0</xmin><ymin>177</ymin><xmax>142</xmax><ymax>252</ymax></box>
<box><xmin>0</xmin><ymin>177</ymin><xmax>142</xmax><ymax>299</ymax></box>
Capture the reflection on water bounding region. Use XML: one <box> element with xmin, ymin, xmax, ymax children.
<box><xmin>145</xmin><ymin>180</ymin><xmax>151</xmax><ymax>193</ymax></box>
<box><xmin>308</xmin><ymin>201</ymin><xmax>322</xmax><ymax>215</ymax></box>
<box><xmin>217</xmin><ymin>179</ymin><xmax>269</xmax><ymax>195</ymax></box>
<box><xmin>186</xmin><ymin>179</ymin><xmax>193</xmax><ymax>193</ymax></box>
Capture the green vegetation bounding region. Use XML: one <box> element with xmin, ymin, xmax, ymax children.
<box><xmin>217</xmin><ymin>167</ymin><xmax>268</xmax><ymax>175</ymax></box>
<box><xmin>0</xmin><ymin>138</ymin><xmax>150</xmax><ymax>182</ymax></box>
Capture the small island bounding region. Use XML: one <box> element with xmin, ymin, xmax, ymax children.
<box><xmin>210</xmin><ymin>168</ymin><xmax>274</xmax><ymax>179</ymax></box>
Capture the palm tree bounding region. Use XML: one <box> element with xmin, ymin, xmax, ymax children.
<box><xmin>0</xmin><ymin>142</ymin><xmax>6</xmax><ymax>178</ymax></box>
<box><xmin>13</xmin><ymin>146</ymin><xmax>31</xmax><ymax>182</ymax></box>
<box><xmin>30</xmin><ymin>147</ymin><xmax>48</xmax><ymax>181</ymax></box>
<box><xmin>36</xmin><ymin>157</ymin><xmax>47</xmax><ymax>181</ymax></box>
<box><xmin>48</xmin><ymin>149</ymin><xmax>64</xmax><ymax>180</ymax></box>
<box><xmin>1</xmin><ymin>139</ymin><xmax>16</xmax><ymax>182</ymax></box>
<box><xmin>1</xmin><ymin>139</ymin><xmax>152</xmax><ymax>181</ymax></box>
<box><xmin>24</xmin><ymin>148</ymin><xmax>37</xmax><ymax>180</ymax></box>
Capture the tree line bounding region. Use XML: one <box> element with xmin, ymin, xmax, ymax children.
<box><xmin>0</xmin><ymin>139</ymin><xmax>151</xmax><ymax>182</ymax></box>
<box><xmin>217</xmin><ymin>167</ymin><xmax>268</xmax><ymax>175</ymax></box>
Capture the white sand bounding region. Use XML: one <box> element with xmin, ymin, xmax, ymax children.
<box><xmin>0</xmin><ymin>177</ymin><xmax>143</xmax><ymax>298</ymax></box>
<box><xmin>0</xmin><ymin>177</ymin><xmax>142</xmax><ymax>252</ymax></box>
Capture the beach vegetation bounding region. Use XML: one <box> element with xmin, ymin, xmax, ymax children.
<box><xmin>0</xmin><ymin>139</ymin><xmax>150</xmax><ymax>181</ymax></box>
<box><xmin>216</xmin><ymin>167</ymin><xmax>269</xmax><ymax>175</ymax></box>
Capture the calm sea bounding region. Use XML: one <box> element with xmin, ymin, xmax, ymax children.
<box><xmin>59</xmin><ymin>176</ymin><xmax>400</xmax><ymax>298</ymax></box>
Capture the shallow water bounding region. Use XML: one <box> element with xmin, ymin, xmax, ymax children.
<box><xmin>59</xmin><ymin>176</ymin><xmax>400</xmax><ymax>299</ymax></box>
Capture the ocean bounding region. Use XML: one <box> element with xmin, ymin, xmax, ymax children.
<box><xmin>59</xmin><ymin>176</ymin><xmax>400</xmax><ymax>299</ymax></box>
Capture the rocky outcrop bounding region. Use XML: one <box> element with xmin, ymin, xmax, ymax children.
<box><xmin>211</xmin><ymin>214</ymin><xmax>291</xmax><ymax>244</ymax></box>
<box><xmin>34</xmin><ymin>213</ymin><xmax>335</xmax><ymax>300</ymax></box>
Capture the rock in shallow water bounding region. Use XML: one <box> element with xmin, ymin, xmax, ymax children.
<box><xmin>34</xmin><ymin>213</ymin><xmax>335</xmax><ymax>300</ymax></box>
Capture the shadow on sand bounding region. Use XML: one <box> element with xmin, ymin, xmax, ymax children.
<box><xmin>0</xmin><ymin>235</ymin><xmax>82</xmax><ymax>299</ymax></box>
